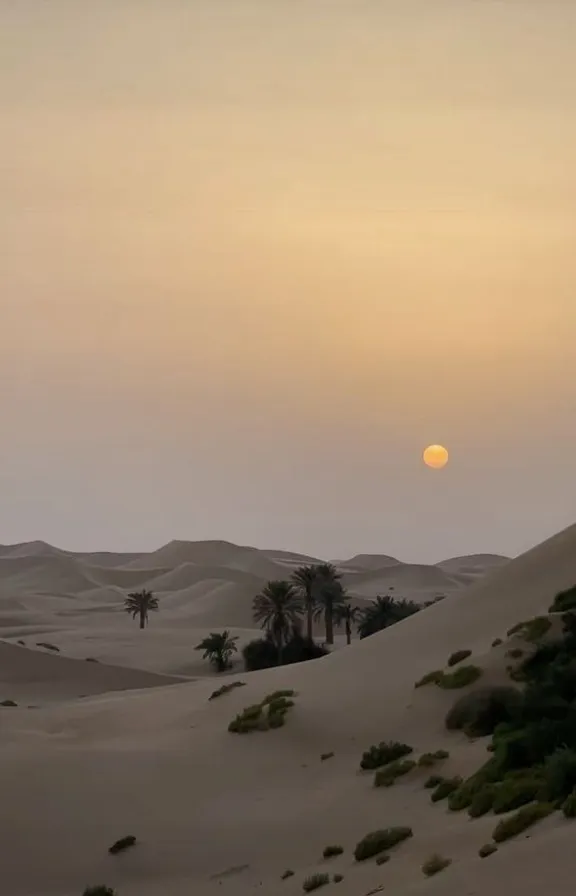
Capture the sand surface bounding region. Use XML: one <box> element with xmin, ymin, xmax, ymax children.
<box><xmin>3</xmin><ymin>529</ymin><xmax>576</xmax><ymax>895</ymax></box>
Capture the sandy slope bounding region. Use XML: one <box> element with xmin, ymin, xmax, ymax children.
<box><xmin>0</xmin><ymin>523</ymin><xmax>574</xmax><ymax>896</ymax></box>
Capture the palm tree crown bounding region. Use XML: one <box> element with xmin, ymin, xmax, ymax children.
<box><xmin>313</xmin><ymin>564</ymin><xmax>346</xmax><ymax>645</ymax></box>
<box><xmin>124</xmin><ymin>590</ymin><xmax>159</xmax><ymax>629</ymax></box>
<box><xmin>195</xmin><ymin>630</ymin><xmax>238</xmax><ymax>672</ymax></box>
<box><xmin>291</xmin><ymin>565</ymin><xmax>320</xmax><ymax>640</ymax></box>
<box><xmin>252</xmin><ymin>580</ymin><xmax>304</xmax><ymax>663</ymax></box>
<box><xmin>357</xmin><ymin>595</ymin><xmax>420</xmax><ymax>639</ymax></box>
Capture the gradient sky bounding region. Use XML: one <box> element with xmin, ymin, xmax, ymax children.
<box><xmin>2</xmin><ymin>0</ymin><xmax>575</xmax><ymax>562</ymax></box>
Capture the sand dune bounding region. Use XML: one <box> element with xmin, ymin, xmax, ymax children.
<box><xmin>0</xmin><ymin>523</ymin><xmax>574</xmax><ymax>896</ymax></box>
<box><xmin>343</xmin><ymin>562</ymin><xmax>459</xmax><ymax>600</ymax></box>
<box><xmin>0</xmin><ymin>555</ymin><xmax>97</xmax><ymax>595</ymax></box>
<box><xmin>437</xmin><ymin>553</ymin><xmax>510</xmax><ymax>574</ymax></box>
<box><xmin>338</xmin><ymin>552</ymin><xmax>402</xmax><ymax>571</ymax></box>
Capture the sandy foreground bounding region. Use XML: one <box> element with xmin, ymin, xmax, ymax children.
<box><xmin>0</xmin><ymin>529</ymin><xmax>574</xmax><ymax>895</ymax></box>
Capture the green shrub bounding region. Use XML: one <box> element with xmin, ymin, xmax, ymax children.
<box><xmin>281</xmin><ymin>870</ymin><xmax>295</xmax><ymax>880</ymax></box>
<box><xmin>448</xmin><ymin>762</ymin><xmax>503</xmax><ymax>811</ymax></box>
<box><xmin>374</xmin><ymin>759</ymin><xmax>416</xmax><ymax>787</ymax></box>
<box><xmin>445</xmin><ymin>686</ymin><xmax>523</xmax><ymax>737</ymax></box>
<box><xmin>36</xmin><ymin>641</ymin><xmax>59</xmax><ymax>652</ymax></box>
<box><xmin>479</xmin><ymin>843</ymin><xmax>497</xmax><ymax>858</ymax></box>
<box><xmin>492</xmin><ymin>777</ymin><xmax>541</xmax><ymax>814</ymax></box>
<box><xmin>468</xmin><ymin>785</ymin><xmax>497</xmax><ymax>818</ymax></box>
<box><xmin>550</xmin><ymin>586</ymin><xmax>576</xmax><ymax>613</ymax></box>
<box><xmin>83</xmin><ymin>889</ymin><xmax>116</xmax><ymax>896</ymax></box>
<box><xmin>243</xmin><ymin>633</ymin><xmax>328</xmax><ymax>671</ymax></box>
<box><xmin>209</xmin><ymin>681</ymin><xmax>246</xmax><ymax>700</ymax></box>
<box><xmin>506</xmin><ymin>648</ymin><xmax>524</xmax><ymax>659</ymax></box>
<box><xmin>415</xmin><ymin>670</ymin><xmax>443</xmax><ymax>688</ymax></box>
<box><xmin>542</xmin><ymin>747</ymin><xmax>576</xmax><ymax>800</ymax></box>
<box><xmin>321</xmin><ymin>752</ymin><xmax>334</xmax><ymax>761</ymax></box>
<box><xmin>425</xmin><ymin>774</ymin><xmax>445</xmax><ymax>789</ymax></box>
<box><xmin>492</xmin><ymin>802</ymin><xmax>555</xmax><ymax>842</ymax></box>
<box><xmin>418</xmin><ymin>750</ymin><xmax>449</xmax><ymax>768</ymax></box>
<box><xmin>108</xmin><ymin>836</ymin><xmax>136</xmax><ymax>855</ymax></box>
<box><xmin>354</xmin><ymin>827</ymin><xmax>412</xmax><ymax>861</ymax></box>
<box><xmin>437</xmin><ymin>665</ymin><xmax>483</xmax><ymax>689</ymax></box>
<box><xmin>229</xmin><ymin>692</ymin><xmax>296</xmax><ymax>733</ymax></box>
<box><xmin>508</xmin><ymin>617</ymin><xmax>552</xmax><ymax>643</ymax></box>
<box><xmin>492</xmin><ymin>639</ymin><xmax>503</xmax><ymax>647</ymax></box>
<box><xmin>323</xmin><ymin>845</ymin><xmax>344</xmax><ymax>858</ymax></box>
<box><xmin>561</xmin><ymin>791</ymin><xmax>576</xmax><ymax>818</ymax></box>
<box><xmin>262</xmin><ymin>689</ymin><xmax>295</xmax><ymax>703</ymax></box>
<box><xmin>360</xmin><ymin>740</ymin><xmax>413</xmax><ymax>771</ymax></box>
<box><xmin>448</xmin><ymin>649</ymin><xmax>472</xmax><ymax>667</ymax></box>
<box><xmin>303</xmin><ymin>873</ymin><xmax>330</xmax><ymax>892</ymax></box>
<box><xmin>0</xmin><ymin>699</ymin><xmax>17</xmax><ymax>707</ymax></box>
<box><xmin>422</xmin><ymin>854</ymin><xmax>451</xmax><ymax>876</ymax></box>
<box><xmin>333</xmin><ymin>874</ymin><xmax>344</xmax><ymax>883</ymax></box>
<box><xmin>431</xmin><ymin>777</ymin><xmax>462</xmax><ymax>802</ymax></box>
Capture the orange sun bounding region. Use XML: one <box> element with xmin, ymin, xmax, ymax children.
<box><xmin>423</xmin><ymin>444</ymin><xmax>449</xmax><ymax>469</ymax></box>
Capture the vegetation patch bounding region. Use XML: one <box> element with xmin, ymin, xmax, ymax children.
<box><xmin>549</xmin><ymin>585</ymin><xmax>576</xmax><ymax>613</ymax></box>
<box><xmin>321</xmin><ymin>752</ymin><xmax>335</xmax><ymax>761</ymax></box>
<box><xmin>229</xmin><ymin>691</ymin><xmax>295</xmax><ymax>733</ymax></box>
<box><xmin>323</xmin><ymin>845</ymin><xmax>344</xmax><ymax>858</ymax></box>
<box><xmin>418</xmin><ymin>750</ymin><xmax>449</xmax><ymax>768</ymax></box>
<box><xmin>507</xmin><ymin>617</ymin><xmax>552</xmax><ymax>642</ymax></box>
<box><xmin>209</xmin><ymin>681</ymin><xmax>246</xmax><ymax>700</ymax></box>
<box><xmin>333</xmin><ymin>874</ymin><xmax>344</xmax><ymax>883</ymax></box>
<box><xmin>281</xmin><ymin>870</ymin><xmax>295</xmax><ymax>880</ymax></box>
<box><xmin>492</xmin><ymin>777</ymin><xmax>541</xmax><ymax>814</ymax></box>
<box><xmin>492</xmin><ymin>802</ymin><xmax>554</xmax><ymax>842</ymax></box>
<box><xmin>243</xmin><ymin>631</ymin><xmax>328</xmax><ymax>671</ymax></box>
<box><xmin>303</xmin><ymin>873</ymin><xmax>330</xmax><ymax>892</ymax></box>
<box><xmin>354</xmin><ymin>827</ymin><xmax>412</xmax><ymax>861</ymax></box>
<box><xmin>431</xmin><ymin>777</ymin><xmax>463</xmax><ymax>803</ymax></box>
<box><xmin>437</xmin><ymin>665</ymin><xmax>483</xmax><ymax>689</ymax></box>
<box><xmin>422</xmin><ymin>854</ymin><xmax>451</xmax><ymax>877</ymax></box>
<box><xmin>36</xmin><ymin>642</ymin><xmax>59</xmax><ymax>652</ymax></box>
<box><xmin>374</xmin><ymin>759</ymin><xmax>416</xmax><ymax>787</ymax></box>
<box><xmin>108</xmin><ymin>835</ymin><xmax>137</xmax><ymax>855</ymax></box>
<box><xmin>424</xmin><ymin>774</ymin><xmax>445</xmax><ymax>789</ymax></box>
<box><xmin>445</xmin><ymin>687</ymin><xmax>523</xmax><ymax>737</ymax></box>
<box><xmin>506</xmin><ymin>648</ymin><xmax>524</xmax><ymax>659</ymax></box>
<box><xmin>0</xmin><ymin>699</ymin><xmax>17</xmax><ymax>707</ymax></box>
<box><xmin>561</xmin><ymin>791</ymin><xmax>576</xmax><ymax>818</ymax></box>
<box><xmin>360</xmin><ymin>740</ymin><xmax>413</xmax><ymax>771</ymax></box>
<box><xmin>83</xmin><ymin>888</ymin><xmax>116</xmax><ymax>896</ymax></box>
<box><xmin>479</xmin><ymin>843</ymin><xmax>497</xmax><ymax>859</ymax></box>
<box><xmin>375</xmin><ymin>854</ymin><xmax>390</xmax><ymax>866</ymax></box>
<box><xmin>448</xmin><ymin>649</ymin><xmax>472</xmax><ymax>667</ymax></box>
<box><xmin>415</xmin><ymin>670</ymin><xmax>443</xmax><ymax>688</ymax></box>
<box><xmin>468</xmin><ymin>786</ymin><xmax>497</xmax><ymax>818</ymax></box>
<box><xmin>492</xmin><ymin>639</ymin><xmax>503</xmax><ymax>647</ymax></box>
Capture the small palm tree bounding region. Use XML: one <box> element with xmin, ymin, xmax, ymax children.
<box><xmin>313</xmin><ymin>565</ymin><xmax>346</xmax><ymax>645</ymax></box>
<box><xmin>195</xmin><ymin>630</ymin><xmax>238</xmax><ymax>672</ymax></box>
<box><xmin>334</xmin><ymin>601</ymin><xmax>361</xmax><ymax>645</ymax></box>
<box><xmin>253</xmin><ymin>580</ymin><xmax>304</xmax><ymax>665</ymax></box>
<box><xmin>292</xmin><ymin>565</ymin><xmax>320</xmax><ymax>640</ymax></box>
<box><xmin>357</xmin><ymin>595</ymin><xmax>420</xmax><ymax>639</ymax></box>
<box><xmin>124</xmin><ymin>590</ymin><xmax>158</xmax><ymax>629</ymax></box>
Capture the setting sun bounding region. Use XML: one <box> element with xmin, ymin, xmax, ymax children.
<box><xmin>423</xmin><ymin>444</ymin><xmax>449</xmax><ymax>469</ymax></box>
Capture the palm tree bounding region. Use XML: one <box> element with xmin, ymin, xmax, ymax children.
<box><xmin>195</xmin><ymin>630</ymin><xmax>238</xmax><ymax>672</ymax></box>
<box><xmin>334</xmin><ymin>601</ymin><xmax>361</xmax><ymax>645</ymax></box>
<box><xmin>124</xmin><ymin>590</ymin><xmax>159</xmax><ymax>629</ymax></box>
<box><xmin>313</xmin><ymin>564</ymin><xmax>346</xmax><ymax>645</ymax></box>
<box><xmin>291</xmin><ymin>565</ymin><xmax>320</xmax><ymax>640</ymax></box>
<box><xmin>357</xmin><ymin>595</ymin><xmax>420</xmax><ymax>639</ymax></box>
<box><xmin>252</xmin><ymin>580</ymin><xmax>304</xmax><ymax>665</ymax></box>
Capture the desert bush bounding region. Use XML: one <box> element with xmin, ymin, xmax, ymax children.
<box><xmin>425</xmin><ymin>774</ymin><xmax>445</xmax><ymax>789</ymax></box>
<box><xmin>506</xmin><ymin>648</ymin><xmax>524</xmax><ymax>659</ymax></box>
<box><xmin>448</xmin><ymin>649</ymin><xmax>472</xmax><ymax>667</ymax></box>
<box><xmin>437</xmin><ymin>665</ymin><xmax>483</xmax><ymax>689</ymax></box>
<box><xmin>0</xmin><ymin>699</ymin><xmax>17</xmax><ymax>707</ymax></box>
<box><xmin>281</xmin><ymin>870</ymin><xmax>295</xmax><ymax>880</ymax></box>
<box><xmin>303</xmin><ymin>873</ymin><xmax>330</xmax><ymax>892</ymax></box>
<box><xmin>479</xmin><ymin>843</ymin><xmax>497</xmax><ymax>858</ymax></box>
<box><xmin>209</xmin><ymin>681</ymin><xmax>246</xmax><ymax>700</ymax></box>
<box><xmin>376</xmin><ymin>854</ymin><xmax>390</xmax><ymax>866</ymax></box>
<box><xmin>36</xmin><ymin>642</ymin><xmax>59</xmax><ymax>652</ymax></box>
<box><xmin>354</xmin><ymin>827</ymin><xmax>412</xmax><ymax>861</ymax></box>
<box><xmin>108</xmin><ymin>835</ymin><xmax>136</xmax><ymax>855</ymax></box>
<box><xmin>422</xmin><ymin>854</ymin><xmax>451</xmax><ymax>876</ymax></box>
<box><xmin>374</xmin><ymin>759</ymin><xmax>416</xmax><ymax>787</ymax></box>
<box><xmin>360</xmin><ymin>740</ymin><xmax>413</xmax><ymax>771</ymax></box>
<box><xmin>243</xmin><ymin>633</ymin><xmax>328</xmax><ymax>671</ymax></box>
<box><xmin>333</xmin><ymin>874</ymin><xmax>344</xmax><ymax>883</ymax></box>
<box><xmin>492</xmin><ymin>639</ymin><xmax>503</xmax><ymax>647</ymax></box>
<box><xmin>492</xmin><ymin>802</ymin><xmax>554</xmax><ymax>842</ymax></box>
<box><xmin>561</xmin><ymin>791</ymin><xmax>576</xmax><ymax>818</ymax></box>
<box><xmin>468</xmin><ymin>785</ymin><xmax>497</xmax><ymax>818</ymax></box>
<box><xmin>418</xmin><ymin>750</ymin><xmax>449</xmax><ymax>768</ymax></box>
<box><xmin>321</xmin><ymin>752</ymin><xmax>335</xmax><ymax>761</ymax></box>
<box><xmin>508</xmin><ymin>617</ymin><xmax>551</xmax><ymax>642</ymax></box>
<box><xmin>229</xmin><ymin>691</ymin><xmax>295</xmax><ymax>733</ymax></box>
<box><xmin>415</xmin><ymin>669</ymin><xmax>443</xmax><ymax>688</ymax></box>
<box><xmin>445</xmin><ymin>686</ymin><xmax>522</xmax><ymax>737</ymax></box>
<box><xmin>550</xmin><ymin>585</ymin><xmax>576</xmax><ymax>613</ymax></box>
<box><xmin>542</xmin><ymin>747</ymin><xmax>576</xmax><ymax>801</ymax></box>
<box><xmin>323</xmin><ymin>845</ymin><xmax>344</xmax><ymax>858</ymax></box>
<box><xmin>83</xmin><ymin>888</ymin><xmax>116</xmax><ymax>896</ymax></box>
<box><xmin>492</xmin><ymin>777</ymin><xmax>541</xmax><ymax>814</ymax></box>
<box><xmin>431</xmin><ymin>777</ymin><xmax>462</xmax><ymax>802</ymax></box>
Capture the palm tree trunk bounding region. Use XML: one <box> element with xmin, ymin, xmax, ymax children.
<box><xmin>345</xmin><ymin>618</ymin><xmax>351</xmax><ymax>645</ymax></box>
<box><xmin>325</xmin><ymin>607</ymin><xmax>334</xmax><ymax>645</ymax></box>
<box><xmin>139</xmin><ymin>611</ymin><xmax>146</xmax><ymax>629</ymax></box>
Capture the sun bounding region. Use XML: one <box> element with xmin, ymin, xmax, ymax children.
<box><xmin>423</xmin><ymin>444</ymin><xmax>449</xmax><ymax>469</ymax></box>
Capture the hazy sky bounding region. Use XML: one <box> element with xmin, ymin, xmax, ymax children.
<box><xmin>2</xmin><ymin>0</ymin><xmax>575</xmax><ymax>562</ymax></box>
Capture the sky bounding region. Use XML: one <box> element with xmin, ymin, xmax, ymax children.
<box><xmin>2</xmin><ymin>0</ymin><xmax>575</xmax><ymax>562</ymax></box>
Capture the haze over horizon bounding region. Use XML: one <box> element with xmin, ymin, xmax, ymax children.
<box><xmin>2</xmin><ymin>1</ymin><xmax>575</xmax><ymax>562</ymax></box>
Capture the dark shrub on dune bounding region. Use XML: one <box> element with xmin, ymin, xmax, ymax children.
<box><xmin>242</xmin><ymin>631</ymin><xmax>328</xmax><ymax>671</ymax></box>
<box><xmin>445</xmin><ymin>686</ymin><xmax>523</xmax><ymax>737</ymax></box>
